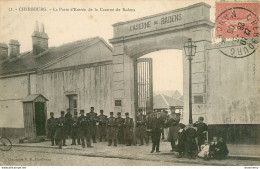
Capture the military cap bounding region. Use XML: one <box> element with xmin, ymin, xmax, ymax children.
<box><xmin>110</xmin><ymin>112</ymin><xmax>114</xmax><ymax>115</ymax></box>
<box><xmin>74</xmin><ymin>112</ymin><xmax>78</xmax><ymax>115</ymax></box>
<box><xmin>117</xmin><ymin>112</ymin><xmax>121</xmax><ymax>115</ymax></box>
<box><xmin>50</xmin><ymin>112</ymin><xmax>54</xmax><ymax>115</ymax></box>
<box><xmin>91</xmin><ymin>107</ymin><xmax>94</xmax><ymax>109</ymax></box>
<box><xmin>61</xmin><ymin>111</ymin><xmax>65</xmax><ymax>115</ymax></box>
<box><xmin>80</xmin><ymin>110</ymin><xmax>84</xmax><ymax>113</ymax></box>
<box><xmin>178</xmin><ymin>123</ymin><xmax>186</xmax><ymax>129</ymax></box>
<box><xmin>100</xmin><ymin>110</ymin><xmax>104</xmax><ymax>112</ymax></box>
<box><xmin>138</xmin><ymin>109</ymin><xmax>143</xmax><ymax>112</ymax></box>
<box><xmin>199</xmin><ymin>117</ymin><xmax>204</xmax><ymax>121</ymax></box>
<box><xmin>125</xmin><ymin>112</ymin><xmax>129</xmax><ymax>115</ymax></box>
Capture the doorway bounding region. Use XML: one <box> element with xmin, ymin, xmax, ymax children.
<box><xmin>68</xmin><ymin>95</ymin><xmax>78</xmax><ymax>113</ymax></box>
<box><xmin>34</xmin><ymin>102</ymin><xmax>46</xmax><ymax>136</ymax></box>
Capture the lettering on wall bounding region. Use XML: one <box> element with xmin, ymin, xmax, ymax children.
<box><xmin>129</xmin><ymin>14</ymin><xmax>182</xmax><ymax>32</ymax></box>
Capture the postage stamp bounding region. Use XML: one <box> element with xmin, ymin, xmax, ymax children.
<box><xmin>216</xmin><ymin>2</ymin><xmax>259</xmax><ymax>38</ymax></box>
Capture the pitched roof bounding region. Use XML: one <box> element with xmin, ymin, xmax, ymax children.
<box><xmin>0</xmin><ymin>37</ymin><xmax>111</xmax><ymax>76</ymax></box>
<box><xmin>172</xmin><ymin>90</ymin><xmax>182</xmax><ymax>98</ymax></box>
<box><xmin>154</xmin><ymin>94</ymin><xmax>183</xmax><ymax>109</ymax></box>
<box><xmin>21</xmin><ymin>94</ymin><xmax>48</xmax><ymax>102</ymax></box>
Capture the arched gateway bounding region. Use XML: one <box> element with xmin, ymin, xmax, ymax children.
<box><xmin>109</xmin><ymin>2</ymin><xmax>214</xmax><ymax>123</ymax></box>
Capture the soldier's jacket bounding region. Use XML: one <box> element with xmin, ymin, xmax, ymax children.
<box><xmin>136</xmin><ymin>114</ymin><xmax>147</xmax><ymax>126</ymax></box>
<box><xmin>107</xmin><ymin>117</ymin><xmax>118</xmax><ymax>139</ymax></box>
<box><xmin>78</xmin><ymin>115</ymin><xmax>89</xmax><ymax>130</ymax></box>
<box><xmin>47</xmin><ymin>117</ymin><xmax>57</xmax><ymax>138</ymax></box>
<box><xmin>65</xmin><ymin>113</ymin><xmax>73</xmax><ymax>126</ymax></box>
<box><xmin>87</xmin><ymin>112</ymin><xmax>98</xmax><ymax>126</ymax></box>
<box><xmin>47</xmin><ymin>117</ymin><xmax>57</xmax><ymax>130</ymax></box>
<box><xmin>55</xmin><ymin>117</ymin><xmax>66</xmax><ymax>139</ymax></box>
<box><xmin>150</xmin><ymin>116</ymin><xmax>164</xmax><ymax>132</ymax></box>
<box><xmin>116</xmin><ymin>117</ymin><xmax>125</xmax><ymax>128</ymax></box>
<box><xmin>72</xmin><ymin>116</ymin><xmax>79</xmax><ymax>129</ymax></box>
<box><xmin>123</xmin><ymin>117</ymin><xmax>134</xmax><ymax>140</ymax></box>
<box><xmin>107</xmin><ymin>117</ymin><xmax>117</xmax><ymax>127</ymax></box>
<box><xmin>193</xmin><ymin>121</ymin><xmax>208</xmax><ymax>136</ymax></box>
<box><xmin>97</xmin><ymin>115</ymin><xmax>108</xmax><ymax>126</ymax></box>
<box><xmin>124</xmin><ymin>117</ymin><xmax>134</xmax><ymax>129</ymax></box>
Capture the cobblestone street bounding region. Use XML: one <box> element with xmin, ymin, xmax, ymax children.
<box><xmin>1</xmin><ymin>140</ymin><xmax>259</xmax><ymax>166</ymax></box>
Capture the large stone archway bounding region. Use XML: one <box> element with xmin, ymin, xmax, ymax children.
<box><xmin>109</xmin><ymin>2</ymin><xmax>214</xmax><ymax>123</ymax></box>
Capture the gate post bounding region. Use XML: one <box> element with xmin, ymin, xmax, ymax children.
<box><xmin>112</xmin><ymin>43</ymin><xmax>136</xmax><ymax>121</ymax></box>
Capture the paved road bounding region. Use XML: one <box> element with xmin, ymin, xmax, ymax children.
<box><xmin>2</xmin><ymin>140</ymin><xmax>260</xmax><ymax>166</ymax></box>
<box><xmin>0</xmin><ymin>147</ymin><xmax>201</xmax><ymax>166</ymax></box>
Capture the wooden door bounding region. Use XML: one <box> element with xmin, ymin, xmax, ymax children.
<box><xmin>34</xmin><ymin>102</ymin><xmax>46</xmax><ymax>136</ymax></box>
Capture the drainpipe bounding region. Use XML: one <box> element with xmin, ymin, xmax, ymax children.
<box><xmin>28</xmin><ymin>73</ymin><xmax>31</xmax><ymax>95</ymax></box>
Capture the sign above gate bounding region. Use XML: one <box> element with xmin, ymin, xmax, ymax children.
<box><xmin>111</xmin><ymin>2</ymin><xmax>212</xmax><ymax>41</ymax></box>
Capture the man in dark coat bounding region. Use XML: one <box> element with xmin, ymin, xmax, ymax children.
<box><xmin>136</xmin><ymin>109</ymin><xmax>148</xmax><ymax>146</ymax></box>
<box><xmin>185</xmin><ymin>123</ymin><xmax>198</xmax><ymax>159</ymax></box>
<box><xmin>176</xmin><ymin>123</ymin><xmax>186</xmax><ymax>158</ymax></box>
<box><xmin>149</xmin><ymin>112</ymin><xmax>164</xmax><ymax>153</ymax></box>
<box><xmin>65</xmin><ymin>108</ymin><xmax>73</xmax><ymax>139</ymax></box>
<box><xmin>123</xmin><ymin>112</ymin><xmax>134</xmax><ymax>146</ymax></box>
<box><xmin>167</xmin><ymin>107</ymin><xmax>180</xmax><ymax>152</ymax></box>
<box><xmin>107</xmin><ymin>112</ymin><xmax>118</xmax><ymax>146</ymax></box>
<box><xmin>97</xmin><ymin>110</ymin><xmax>107</xmax><ymax>142</ymax></box>
<box><xmin>55</xmin><ymin>111</ymin><xmax>66</xmax><ymax>149</ymax></box>
<box><xmin>78</xmin><ymin>110</ymin><xmax>93</xmax><ymax>148</ymax></box>
<box><xmin>47</xmin><ymin>112</ymin><xmax>57</xmax><ymax>146</ymax></box>
<box><xmin>87</xmin><ymin>107</ymin><xmax>98</xmax><ymax>143</ymax></box>
<box><xmin>193</xmin><ymin>116</ymin><xmax>208</xmax><ymax>150</ymax></box>
<box><xmin>71</xmin><ymin>111</ymin><xmax>80</xmax><ymax>145</ymax></box>
<box><xmin>116</xmin><ymin>112</ymin><xmax>125</xmax><ymax>144</ymax></box>
<box><xmin>215</xmin><ymin>137</ymin><xmax>229</xmax><ymax>160</ymax></box>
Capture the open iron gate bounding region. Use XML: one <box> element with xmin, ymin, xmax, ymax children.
<box><xmin>134</xmin><ymin>58</ymin><xmax>153</xmax><ymax>115</ymax></box>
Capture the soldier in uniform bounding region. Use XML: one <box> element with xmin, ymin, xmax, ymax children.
<box><xmin>97</xmin><ymin>110</ymin><xmax>108</xmax><ymax>142</ymax></box>
<box><xmin>193</xmin><ymin>116</ymin><xmax>208</xmax><ymax>151</ymax></box>
<box><xmin>185</xmin><ymin>123</ymin><xmax>198</xmax><ymax>159</ymax></box>
<box><xmin>78</xmin><ymin>110</ymin><xmax>93</xmax><ymax>148</ymax></box>
<box><xmin>55</xmin><ymin>111</ymin><xmax>66</xmax><ymax>149</ymax></box>
<box><xmin>87</xmin><ymin>107</ymin><xmax>98</xmax><ymax>143</ymax></box>
<box><xmin>149</xmin><ymin>112</ymin><xmax>164</xmax><ymax>153</ymax></box>
<box><xmin>107</xmin><ymin>112</ymin><xmax>118</xmax><ymax>146</ymax></box>
<box><xmin>65</xmin><ymin>108</ymin><xmax>73</xmax><ymax>139</ymax></box>
<box><xmin>167</xmin><ymin>107</ymin><xmax>180</xmax><ymax>152</ymax></box>
<box><xmin>47</xmin><ymin>112</ymin><xmax>57</xmax><ymax>146</ymax></box>
<box><xmin>71</xmin><ymin>111</ymin><xmax>80</xmax><ymax>145</ymax></box>
<box><xmin>123</xmin><ymin>112</ymin><xmax>134</xmax><ymax>146</ymax></box>
<box><xmin>116</xmin><ymin>112</ymin><xmax>125</xmax><ymax>144</ymax></box>
<box><xmin>136</xmin><ymin>109</ymin><xmax>148</xmax><ymax>146</ymax></box>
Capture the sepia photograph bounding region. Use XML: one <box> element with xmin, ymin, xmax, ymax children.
<box><xmin>0</xmin><ymin>0</ymin><xmax>259</xmax><ymax>167</ymax></box>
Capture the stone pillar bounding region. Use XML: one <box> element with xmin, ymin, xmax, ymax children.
<box><xmin>112</xmin><ymin>43</ymin><xmax>136</xmax><ymax>120</ymax></box>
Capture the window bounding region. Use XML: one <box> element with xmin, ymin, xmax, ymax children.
<box><xmin>194</xmin><ymin>95</ymin><xmax>204</xmax><ymax>104</ymax></box>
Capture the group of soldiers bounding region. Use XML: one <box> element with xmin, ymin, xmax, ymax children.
<box><xmin>47</xmin><ymin>106</ymin><xmax>208</xmax><ymax>157</ymax></box>
<box><xmin>47</xmin><ymin>107</ymin><xmax>135</xmax><ymax>149</ymax></box>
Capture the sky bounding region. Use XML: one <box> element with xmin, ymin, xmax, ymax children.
<box><xmin>0</xmin><ymin>0</ymin><xmax>218</xmax><ymax>94</ymax></box>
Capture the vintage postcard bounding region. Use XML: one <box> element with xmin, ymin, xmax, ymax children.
<box><xmin>0</xmin><ymin>0</ymin><xmax>259</xmax><ymax>167</ymax></box>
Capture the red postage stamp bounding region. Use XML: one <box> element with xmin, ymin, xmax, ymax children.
<box><xmin>216</xmin><ymin>2</ymin><xmax>259</xmax><ymax>38</ymax></box>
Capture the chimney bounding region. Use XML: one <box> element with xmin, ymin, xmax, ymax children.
<box><xmin>32</xmin><ymin>21</ymin><xmax>48</xmax><ymax>55</ymax></box>
<box><xmin>9</xmin><ymin>40</ymin><xmax>20</xmax><ymax>59</ymax></box>
<box><xmin>0</xmin><ymin>43</ymin><xmax>8</xmax><ymax>61</ymax></box>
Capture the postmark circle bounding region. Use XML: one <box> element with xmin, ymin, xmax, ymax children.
<box><xmin>217</xmin><ymin>38</ymin><xmax>259</xmax><ymax>58</ymax></box>
<box><xmin>216</xmin><ymin>7</ymin><xmax>259</xmax><ymax>38</ymax></box>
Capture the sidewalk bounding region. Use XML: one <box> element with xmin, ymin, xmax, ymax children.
<box><xmin>11</xmin><ymin>139</ymin><xmax>260</xmax><ymax>166</ymax></box>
